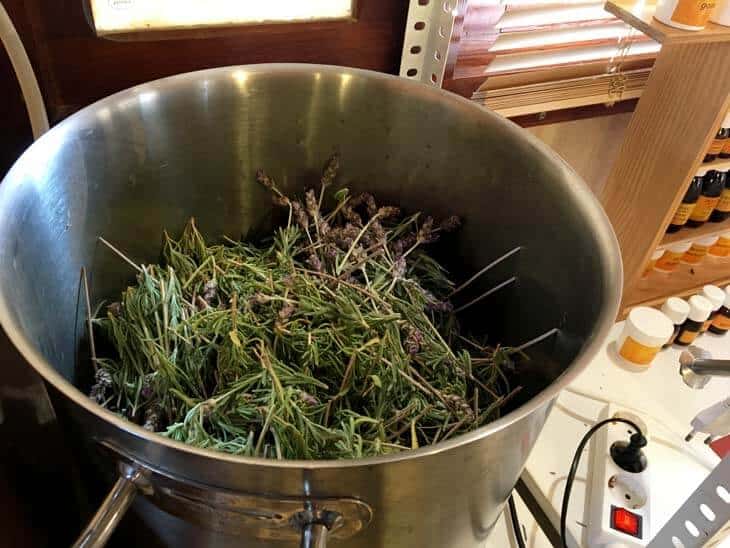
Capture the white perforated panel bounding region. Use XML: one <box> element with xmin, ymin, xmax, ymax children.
<box><xmin>648</xmin><ymin>455</ymin><xmax>730</xmax><ymax>547</ymax></box>
<box><xmin>399</xmin><ymin>0</ymin><xmax>458</xmax><ymax>87</ymax></box>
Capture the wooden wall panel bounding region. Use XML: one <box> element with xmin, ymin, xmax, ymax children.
<box><xmin>4</xmin><ymin>0</ymin><xmax>408</xmax><ymax>123</ymax></box>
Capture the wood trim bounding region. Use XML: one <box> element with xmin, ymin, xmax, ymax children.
<box><xmin>509</xmin><ymin>98</ymin><xmax>638</xmax><ymax>127</ymax></box>
<box><xmin>444</xmin><ymin>0</ymin><xmax>470</xmax><ymax>82</ymax></box>
<box><xmin>600</xmin><ymin>41</ymin><xmax>730</xmax><ymax>308</ymax></box>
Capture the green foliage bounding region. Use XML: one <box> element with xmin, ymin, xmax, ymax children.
<box><xmin>89</xmin><ymin>157</ymin><xmax>517</xmax><ymax>460</ymax></box>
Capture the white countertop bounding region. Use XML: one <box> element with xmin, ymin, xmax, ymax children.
<box><xmin>517</xmin><ymin>322</ymin><xmax>730</xmax><ymax>547</ymax></box>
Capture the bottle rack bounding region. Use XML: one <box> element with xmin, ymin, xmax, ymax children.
<box><xmin>601</xmin><ymin>0</ymin><xmax>730</xmax><ymax>317</ymax></box>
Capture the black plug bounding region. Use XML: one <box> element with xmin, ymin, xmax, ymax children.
<box><xmin>610</xmin><ymin>433</ymin><xmax>648</xmax><ymax>473</ymax></box>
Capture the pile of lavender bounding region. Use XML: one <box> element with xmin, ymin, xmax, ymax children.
<box><xmin>88</xmin><ymin>156</ymin><xmax>518</xmax><ymax>459</ymax></box>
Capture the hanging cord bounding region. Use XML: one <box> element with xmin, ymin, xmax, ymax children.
<box><xmin>508</xmin><ymin>494</ymin><xmax>527</xmax><ymax>548</ymax></box>
<box><xmin>605</xmin><ymin>23</ymin><xmax>636</xmax><ymax>107</ymax></box>
<box><xmin>561</xmin><ymin>418</ymin><xmax>645</xmax><ymax>548</ymax></box>
<box><xmin>0</xmin><ymin>0</ymin><xmax>49</xmax><ymax>139</ymax></box>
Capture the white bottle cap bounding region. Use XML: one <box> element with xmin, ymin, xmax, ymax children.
<box><xmin>661</xmin><ymin>297</ymin><xmax>690</xmax><ymax>325</ymax></box>
<box><xmin>695</xmin><ymin>236</ymin><xmax>720</xmax><ymax>247</ymax></box>
<box><xmin>688</xmin><ymin>295</ymin><xmax>714</xmax><ymax>322</ymax></box>
<box><xmin>650</xmin><ymin>248</ymin><xmax>664</xmax><ymax>260</ymax></box>
<box><xmin>667</xmin><ymin>241</ymin><xmax>693</xmax><ymax>253</ymax></box>
<box><xmin>702</xmin><ymin>285</ymin><xmax>725</xmax><ymax>311</ymax></box>
<box><xmin>624</xmin><ymin>307</ymin><xmax>674</xmax><ymax>348</ymax></box>
<box><xmin>723</xmin><ymin>286</ymin><xmax>730</xmax><ymax>308</ymax></box>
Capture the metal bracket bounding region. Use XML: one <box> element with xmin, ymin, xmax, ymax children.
<box><xmin>95</xmin><ymin>440</ymin><xmax>372</xmax><ymax>542</ymax></box>
<box><xmin>647</xmin><ymin>455</ymin><xmax>730</xmax><ymax>547</ymax></box>
<box><xmin>399</xmin><ymin>0</ymin><xmax>457</xmax><ymax>87</ymax></box>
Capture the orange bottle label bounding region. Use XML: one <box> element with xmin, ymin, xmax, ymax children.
<box><xmin>710</xmin><ymin>236</ymin><xmax>730</xmax><ymax>257</ymax></box>
<box><xmin>709</xmin><ymin>139</ymin><xmax>725</xmax><ymax>155</ymax></box>
<box><xmin>671</xmin><ymin>0</ymin><xmax>715</xmax><ymax>26</ymax></box>
<box><xmin>716</xmin><ymin>189</ymin><xmax>730</xmax><ymax>213</ymax></box>
<box><xmin>709</xmin><ymin>244</ymin><xmax>730</xmax><ymax>257</ymax></box>
<box><xmin>671</xmin><ymin>202</ymin><xmax>696</xmax><ymax>225</ymax></box>
<box><xmin>677</xmin><ymin>329</ymin><xmax>699</xmax><ymax>345</ymax></box>
<box><xmin>712</xmin><ymin>313</ymin><xmax>730</xmax><ymax>331</ymax></box>
<box><xmin>689</xmin><ymin>195</ymin><xmax>721</xmax><ymax>222</ymax></box>
<box><xmin>619</xmin><ymin>336</ymin><xmax>660</xmax><ymax>365</ymax></box>
<box><xmin>723</xmin><ymin>141</ymin><xmax>730</xmax><ymax>155</ymax></box>
<box><xmin>655</xmin><ymin>250</ymin><xmax>683</xmax><ymax>271</ymax></box>
<box><xmin>682</xmin><ymin>245</ymin><xmax>709</xmax><ymax>264</ymax></box>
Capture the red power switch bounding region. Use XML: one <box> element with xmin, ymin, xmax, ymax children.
<box><xmin>611</xmin><ymin>506</ymin><xmax>643</xmax><ymax>538</ymax></box>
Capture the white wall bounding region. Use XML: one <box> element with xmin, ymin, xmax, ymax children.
<box><xmin>527</xmin><ymin>112</ymin><xmax>632</xmax><ymax>197</ymax></box>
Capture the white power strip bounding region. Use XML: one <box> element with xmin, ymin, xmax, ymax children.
<box><xmin>587</xmin><ymin>405</ymin><xmax>652</xmax><ymax>547</ymax></box>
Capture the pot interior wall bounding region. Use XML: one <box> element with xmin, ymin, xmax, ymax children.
<box><xmin>0</xmin><ymin>65</ymin><xmax>616</xmax><ymax>413</ymax></box>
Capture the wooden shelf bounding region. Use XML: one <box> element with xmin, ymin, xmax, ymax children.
<box><xmin>662</xmin><ymin>218</ymin><xmax>730</xmax><ymax>245</ymax></box>
<box><xmin>624</xmin><ymin>259</ymin><xmax>730</xmax><ymax>311</ymax></box>
<box><xmin>605</xmin><ymin>0</ymin><xmax>730</xmax><ymax>45</ymax></box>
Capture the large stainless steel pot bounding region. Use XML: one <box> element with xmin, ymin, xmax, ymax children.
<box><xmin>0</xmin><ymin>64</ymin><xmax>621</xmax><ymax>547</ymax></box>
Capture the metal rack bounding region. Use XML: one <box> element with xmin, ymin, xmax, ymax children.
<box><xmin>398</xmin><ymin>0</ymin><xmax>458</xmax><ymax>88</ymax></box>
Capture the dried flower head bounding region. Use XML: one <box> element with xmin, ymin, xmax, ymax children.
<box><xmin>299</xmin><ymin>390</ymin><xmax>320</xmax><ymax>406</ymax></box>
<box><xmin>440</xmin><ymin>215</ymin><xmax>462</xmax><ymax>233</ymax></box>
<box><xmin>305</xmin><ymin>189</ymin><xmax>319</xmax><ymax>220</ymax></box>
<box><xmin>343</xmin><ymin>206</ymin><xmax>363</xmax><ymax>226</ymax></box>
<box><xmin>143</xmin><ymin>407</ymin><xmax>160</xmax><ymax>431</ymax></box>
<box><xmin>203</xmin><ymin>279</ymin><xmax>217</xmax><ymax>304</ymax></box>
<box><xmin>307</xmin><ymin>253</ymin><xmax>322</xmax><ymax>272</ymax></box>
<box><xmin>377</xmin><ymin>206</ymin><xmax>400</xmax><ymax>220</ymax></box>
<box><xmin>255</xmin><ymin>169</ymin><xmax>274</xmax><ymax>190</ymax></box>
<box><xmin>320</xmin><ymin>154</ymin><xmax>339</xmax><ymax>190</ymax></box>
<box><xmin>393</xmin><ymin>256</ymin><xmax>406</xmax><ymax>279</ymax></box>
<box><xmin>291</xmin><ymin>201</ymin><xmax>309</xmax><ymax>231</ymax></box>
<box><xmin>404</xmin><ymin>327</ymin><xmax>424</xmax><ymax>356</ymax></box>
<box><xmin>107</xmin><ymin>302</ymin><xmax>122</xmax><ymax>317</ymax></box>
<box><xmin>272</xmin><ymin>194</ymin><xmax>290</xmax><ymax>207</ymax></box>
<box><xmin>278</xmin><ymin>303</ymin><xmax>296</xmax><ymax>321</ymax></box>
<box><xmin>418</xmin><ymin>216</ymin><xmax>435</xmax><ymax>243</ymax></box>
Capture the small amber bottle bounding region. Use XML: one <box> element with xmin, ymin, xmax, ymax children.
<box><xmin>661</xmin><ymin>297</ymin><xmax>690</xmax><ymax>346</ymax></box>
<box><xmin>687</xmin><ymin>170</ymin><xmax>724</xmax><ymax>227</ymax></box>
<box><xmin>642</xmin><ymin>248</ymin><xmax>664</xmax><ymax>278</ymax></box>
<box><xmin>705</xmin><ymin>115</ymin><xmax>730</xmax><ymax>162</ymax></box>
<box><xmin>700</xmin><ymin>284</ymin><xmax>725</xmax><ymax>332</ymax></box>
<box><xmin>709</xmin><ymin>231</ymin><xmax>730</xmax><ymax>258</ymax></box>
<box><xmin>682</xmin><ymin>236</ymin><xmax>719</xmax><ymax>265</ymax></box>
<box><xmin>676</xmin><ymin>295</ymin><xmax>713</xmax><ymax>346</ymax></box>
<box><xmin>667</xmin><ymin>175</ymin><xmax>703</xmax><ymax>232</ymax></box>
<box><xmin>654</xmin><ymin>242</ymin><xmax>692</xmax><ymax>273</ymax></box>
<box><xmin>722</xmin><ymin>116</ymin><xmax>730</xmax><ymax>158</ymax></box>
<box><xmin>709</xmin><ymin>286</ymin><xmax>730</xmax><ymax>334</ymax></box>
<box><xmin>710</xmin><ymin>171</ymin><xmax>730</xmax><ymax>222</ymax></box>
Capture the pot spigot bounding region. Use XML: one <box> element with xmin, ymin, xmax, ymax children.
<box><xmin>679</xmin><ymin>346</ymin><xmax>730</xmax><ymax>389</ymax></box>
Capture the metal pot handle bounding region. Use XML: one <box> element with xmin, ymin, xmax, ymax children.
<box><xmin>72</xmin><ymin>463</ymin><xmax>151</xmax><ymax>548</ymax></box>
<box><xmin>300</xmin><ymin>523</ymin><xmax>328</xmax><ymax>548</ymax></box>
<box><xmin>295</xmin><ymin>507</ymin><xmax>343</xmax><ymax>548</ymax></box>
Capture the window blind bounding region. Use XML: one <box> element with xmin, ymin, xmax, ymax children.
<box><xmin>458</xmin><ymin>0</ymin><xmax>660</xmax><ymax>115</ymax></box>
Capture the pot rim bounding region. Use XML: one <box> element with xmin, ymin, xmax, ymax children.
<box><xmin>0</xmin><ymin>63</ymin><xmax>623</xmax><ymax>469</ymax></box>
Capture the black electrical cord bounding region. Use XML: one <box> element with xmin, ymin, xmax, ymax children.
<box><xmin>560</xmin><ymin>418</ymin><xmax>644</xmax><ymax>548</ymax></box>
<box><xmin>508</xmin><ymin>494</ymin><xmax>527</xmax><ymax>548</ymax></box>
